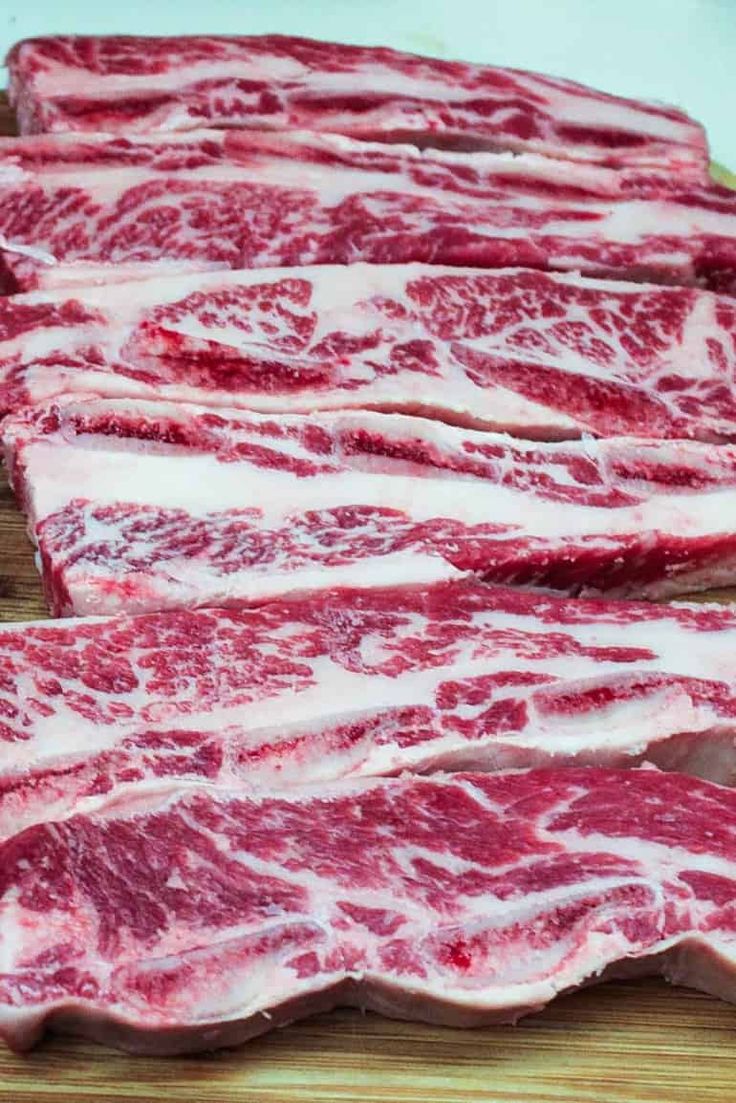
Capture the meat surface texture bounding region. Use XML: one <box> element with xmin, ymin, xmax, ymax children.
<box><xmin>7</xmin><ymin>397</ymin><xmax>736</xmax><ymax>614</ymax></box>
<box><xmin>3</xmin><ymin>582</ymin><xmax>736</xmax><ymax>839</ymax></box>
<box><xmin>5</xmin><ymin>34</ymin><xmax>709</xmax><ymax>179</ymax></box>
<box><xmin>2</xmin><ymin>766</ymin><xmax>736</xmax><ymax>1055</ymax></box>
<box><xmin>0</xmin><ymin>129</ymin><xmax>734</xmax><ymax>293</ymax></box>
<box><xmin>2</xmin><ymin>264</ymin><xmax>736</xmax><ymax>441</ymax></box>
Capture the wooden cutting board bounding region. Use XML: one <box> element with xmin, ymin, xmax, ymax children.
<box><xmin>1</xmin><ymin>96</ymin><xmax>736</xmax><ymax>1103</ymax></box>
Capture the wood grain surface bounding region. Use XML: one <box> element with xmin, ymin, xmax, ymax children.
<box><xmin>1</xmin><ymin>96</ymin><xmax>736</xmax><ymax>1103</ymax></box>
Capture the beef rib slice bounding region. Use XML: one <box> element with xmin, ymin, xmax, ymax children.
<box><xmin>2</xmin><ymin>581</ymin><xmax>736</xmax><ymax>839</ymax></box>
<box><xmin>0</xmin><ymin>129</ymin><xmax>734</xmax><ymax>293</ymax></box>
<box><xmin>1</xmin><ymin>264</ymin><xmax>736</xmax><ymax>442</ymax></box>
<box><xmin>5</xmin><ymin>34</ymin><xmax>709</xmax><ymax>181</ymax></box>
<box><xmin>1</xmin><ymin>767</ymin><xmax>736</xmax><ymax>1055</ymax></box>
<box><xmin>5</xmin><ymin>397</ymin><xmax>736</xmax><ymax>614</ymax></box>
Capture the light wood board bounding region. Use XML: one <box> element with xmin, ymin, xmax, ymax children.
<box><xmin>1</xmin><ymin>95</ymin><xmax>736</xmax><ymax>1103</ymax></box>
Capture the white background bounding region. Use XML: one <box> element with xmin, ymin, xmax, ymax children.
<box><xmin>1</xmin><ymin>0</ymin><xmax>734</xmax><ymax>168</ymax></box>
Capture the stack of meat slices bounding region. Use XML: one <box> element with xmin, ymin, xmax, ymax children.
<box><xmin>2</xmin><ymin>34</ymin><xmax>736</xmax><ymax>1057</ymax></box>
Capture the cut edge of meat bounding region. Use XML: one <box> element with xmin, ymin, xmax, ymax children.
<box><xmin>2</xmin><ymin>946</ymin><xmax>719</xmax><ymax>1057</ymax></box>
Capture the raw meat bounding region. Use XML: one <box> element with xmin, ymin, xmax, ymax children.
<box><xmin>5</xmin><ymin>34</ymin><xmax>709</xmax><ymax>178</ymax></box>
<box><xmin>2</xmin><ymin>264</ymin><xmax>736</xmax><ymax>441</ymax></box>
<box><xmin>3</xmin><ymin>581</ymin><xmax>736</xmax><ymax>840</ymax></box>
<box><xmin>6</xmin><ymin>397</ymin><xmax>736</xmax><ymax>615</ymax></box>
<box><xmin>2</xmin><ymin>766</ymin><xmax>736</xmax><ymax>1055</ymax></box>
<box><xmin>0</xmin><ymin>129</ymin><xmax>734</xmax><ymax>293</ymax></box>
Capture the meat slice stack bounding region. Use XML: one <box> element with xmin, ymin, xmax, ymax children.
<box><xmin>2</xmin><ymin>35</ymin><xmax>736</xmax><ymax>1054</ymax></box>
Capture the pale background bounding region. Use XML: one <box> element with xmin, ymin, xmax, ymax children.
<box><xmin>1</xmin><ymin>0</ymin><xmax>734</xmax><ymax>168</ymax></box>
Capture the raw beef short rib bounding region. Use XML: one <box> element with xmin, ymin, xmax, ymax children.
<box><xmin>2</xmin><ymin>264</ymin><xmax>736</xmax><ymax>441</ymax></box>
<box><xmin>1</xmin><ymin>129</ymin><xmax>734</xmax><ymax>293</ymax></box>
<box><xmin>3</xmin><ymin>582</ymin><xmax>736</xmax><ymax>838</ymax></box>
<box><xmin>2</xmin><ymin>767</ymin><xmax>736</xmax><ymax>1055</ymax></box>
<box><xmin>5</xmin><ymin>34</ymin><xmax>709</xmax><ymax>180</ymax></box>
<box><xmin>6</xmin><ymin>397</ymin><xmax>736</xmax><ymax>614</ymax></box>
